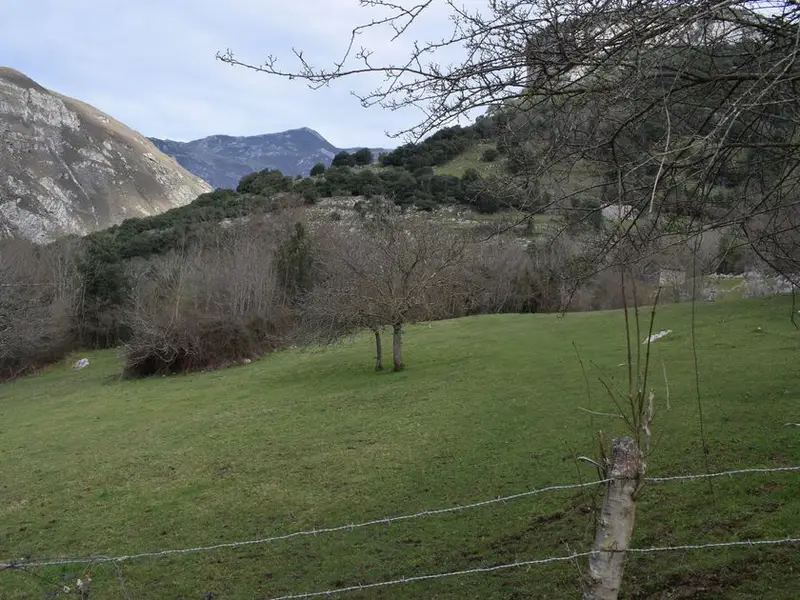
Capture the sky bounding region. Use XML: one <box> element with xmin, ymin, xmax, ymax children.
<box><xmin>0</xmin><ymin>0</ymin><xmax>476</xmax><ymax>148</ymax></box>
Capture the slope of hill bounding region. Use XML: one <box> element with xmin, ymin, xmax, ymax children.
<box><xmin>0</xmin><ymin>67</ymin><xmax>212</xmax><ymax>243</ymax></box>
<box><xmin>1</xmin><ymin>296</ymin><xmax>798</xmax><ymax>598</ymax></box>
<box><xmin>150</xmin><ymin>128</ymin><xmax>391</xmax><ymax>188</ymax></box>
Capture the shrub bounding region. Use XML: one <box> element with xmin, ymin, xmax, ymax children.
<box><xmin>122</xmin><ymin>315</ymin><xmax>276</xmax><ymax>377</ymax></box>
<box><xmin>482</xmin><ymin>147</ymin><xmax>499</xmax><ymax>162</ymax></box>
<box><xmin>294</xmin><ymin>178</ymin><xmax>320</xmax><ymax>204</ymax></box>
<box><xmin>237</xmin><ymin>169</ymin><xmax>293</xmax><ymax>196</ymax></box>
<box><xmin>121</xmin><ymin>223</ymin><xmax>294</xmax><ymax>377</ymax></box>
<box><xmin>275</xmin><ymin>221</ymin><xmax>316</xmax><ymax>299</ymax></box>
<box><xmin>352</xmin><ymin>148</ymin><xmax>374</xmax><ymax>166</ymax></box>
<box><xmin>462</xmin><ymin>173</ymin><xmax>501</xmax><ymax>214</ymax></box>
<box><xmin>413</xmin><ymin>196</ymin><xmax>438</xmax><ymax>211</ymax></box>
<box><xmin>332</xmin><ymin>151</ymin><xmax>356</xmax><ymax>168</ymax></box>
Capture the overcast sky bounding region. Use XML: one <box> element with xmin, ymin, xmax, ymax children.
<box><xmin>0</xmin><ymin>0</ymin><xmax>477</xmax><ymax>148</ymax></box>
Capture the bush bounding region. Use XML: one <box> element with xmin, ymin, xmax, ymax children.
<box><xmin>122</xmin><ymin>315</ymin><xmax>275</xmax><ymax>377</ymax></box>
<box><xmin>121</xmin><ymin>223</ymin><xmax>294</xmax><ymax>377</ymax></box>
<box><xmin>294</xmin><ymin>178</ymin><xmax>320</xmax><ymax>204</ymax></box>
<box><xmin>310</xmin><ymin>162</ymin><xmax>326</xmax><ymax>177</ymax></box>
<box><xmin>352</xmin><ymin>148</ymin><xmax>373</xmax><ymax>166</ymax></box>
<box><xmin>482</xmin><ymin>147</ymin><xmax>499</xmax><ymax>162</ymax></box>
<box><xmin>237</xmin><ymin>169</ymin><xmax>292</xmax><ymax>196</ymax></box>
<box><xmin>413</xmin><ymin>196</ymin><xmax>438</xmax><ymax>211</ymax></box>
<box><xmin>332</xmin><ymin>151</ymin><xmax>356</xmax><ymax>168</ymax></box>
<box><xmin>378</xmin><ymin>168</ymin><xmax>418</xmax><ymax>203</ymax></box>
<box><xmin>462</xmin><ymin>171</ymin><xmax>502</xmax><ymax>214</ymax></box>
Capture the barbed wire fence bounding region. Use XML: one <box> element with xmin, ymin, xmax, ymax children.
<box><xmin>261</xmin><ymin>538</ymin><xmax>800</xmax><ymax>600</ymax></box>
<box><xmin>2</xmin><ymin>465</ymin><xmax>798</xmax><ymax>598</ymax></box>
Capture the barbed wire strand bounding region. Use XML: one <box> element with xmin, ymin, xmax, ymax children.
<box><xmin>645</xmin><ymin>465</ymin><xmax>800</xmax><ymax>483</ymax></box>
<box><xmin>1</xmin><ymin>465</ymin><xmax>797</xmax><ymax>570</ymax></box>
<box><xmin>0</xmin><ymin>479</ymin><xmax>611</xmax><ymax>569</ymax></box>
<box><xmin>263</xmin><ymin>538</ymin><xmax>800</xmax><ymax>600</ymax></box>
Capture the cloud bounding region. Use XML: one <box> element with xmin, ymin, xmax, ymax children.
<box><xmin>0</xmin><ymin>0</ymin><xmax>480</xmax><ymax>147</ymax></box>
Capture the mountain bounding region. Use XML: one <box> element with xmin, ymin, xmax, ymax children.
<box><xmin>150</xmin><ymin>129</ymin><xmax>391</xmax><ymax>189</ymax></box>
<box><xmin>0</xmin><ymin>67</ymin><xmax>212</xmax><ymax>243</ymax></box>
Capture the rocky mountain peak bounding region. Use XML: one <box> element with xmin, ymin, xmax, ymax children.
<box><xmin>0</xmin><ymin>67</ymin><xmax>212</xmax><ymax>243</ymax></box>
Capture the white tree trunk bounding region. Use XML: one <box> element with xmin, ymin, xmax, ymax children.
<box><xmin>583</xmin><ymin>436</ymin><xmax>641</xmax><ymax>600</ymax></box>
<box><xmin>392</xmin><ymin>323</ymin><xmax>403</xmax><ymax>371</ymax></box>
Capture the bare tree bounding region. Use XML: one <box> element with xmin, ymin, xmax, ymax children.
<box><xmin>0</xmin><ymin>237</ymin><xmax>80</xmax><ymax>380</ymax></box>
<box><xmin>306</xmin><ymin>205</ymin><xmax>467</xmax><ymax>371</ymax></box>
<box><xmin>460</xmin><ymin>238</ymin><xmax>535</xmax><ymax>313</ymax></box>
<box><xmin>122</xmin><ymin>218</ymin><xmax>293</xmax><ymax>376</ymax></box>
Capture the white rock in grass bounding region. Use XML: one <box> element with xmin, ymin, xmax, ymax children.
<box><xmin>72</xmin><ymin>358</ymin><xmax>89</xmax><ymax>369</ymax></box>
<box><xmin>643</xmin><ymin>330</ymin><xmax>672</xmax><ymax>344</ymax></box>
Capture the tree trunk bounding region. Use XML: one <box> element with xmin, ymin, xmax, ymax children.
<box><xmin>392</xmin><ymin>323</ymin><xmax>403</xmax><ymax>371</ymax></box>
<box><xmin>373</xmin><ymin>328</ymin><xmax>383</xmax><ymax>371</ymax></box>
<box><xmin>583</xmin><ymin>436</ymin><xmax>641</xmax><ymax>600</ymax></box>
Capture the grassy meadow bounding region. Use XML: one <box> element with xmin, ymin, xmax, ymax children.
<box><xmin>1</xmin><ymin>296</ymin><xmax>798</xmax><ymax>599</ymax></box>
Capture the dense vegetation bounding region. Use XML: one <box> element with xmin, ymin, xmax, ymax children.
<box><xmin>379</xmin><ymin>118</ymin><xmax>496</xmax><ymax>168</ymax></box>
<box><xmin>2</xmin><ymin>42</ymin><xmax>792</xmax><ymax>379</ymax></box>
<box><xmin>2</xmin><ymin>200</ymin><xmax>600</xmax><ymax>378</ymax></box>
<box><xmin>0</xmin><ymin>113</ymin><xmax>531</xmax><ymax>370</ymax></box>
<box><xmin>73</xmin><ymin>116</ymin><xmax>514</xmax><ymax>267</ymax></box>
<box><xmin>0</xmin><ymin>87</ymin><xmax>775</xmax><ymax>381</ymax></box>
<box><xmin>250</xmin><ymin>117</ymin><xmax>518</xmax><ymax>214</ymax></box>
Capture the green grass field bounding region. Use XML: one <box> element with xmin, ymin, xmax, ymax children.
<box><xmin>1</xmin><ymin>297</ymin><xmax>799</xmax><ymax>599</ymax></box>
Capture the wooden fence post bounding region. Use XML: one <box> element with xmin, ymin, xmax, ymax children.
<box><xmin>583</xmin><ymin>436</ymin><xmax>641</xmax><ymax>600</ymax></box>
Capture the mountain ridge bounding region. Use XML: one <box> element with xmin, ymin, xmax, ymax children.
<box><xmin>150</xmin><ymin>129</ymin><xmax>391</xmax><ymax>189</ymax></box>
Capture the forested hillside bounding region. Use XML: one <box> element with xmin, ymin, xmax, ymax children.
<box><xmin>4</xmin><ymin>14</ymin><xmax>798</xmax><ymax>381</ymax></box>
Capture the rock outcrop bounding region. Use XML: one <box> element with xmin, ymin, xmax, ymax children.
<box><xmin>0</xmin><ymin>67</ymin><xmax>212</xmax><ymax>242</ymax></box>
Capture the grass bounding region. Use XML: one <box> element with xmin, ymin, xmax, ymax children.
<box><xmin>434</xmin><ymin>143</ymin><xmax>501</xmax><ymax>177</ymax></box>
<box><xmin>1</xmin><ymin>297</ymin><xmax>799</xmax><ymax>599</ymax></box>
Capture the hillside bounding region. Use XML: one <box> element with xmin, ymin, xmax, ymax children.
<box><xmin>1</xmin><ymin>296</ymin><xmax>798</xmax><ymax>599</ymax></box>
<box><xmin>86</xmin><ymin>113</ymin><xmax>626</xmax><ymax>261</ymax></box>
<box><xmin>0</xmin><ymin>67</ymin><xmax>212</xmax><ymax>243</ymax></box>
<box><xmin>150</xmin><ymin>128</ymin><xmax>391</xmax><ymax>188</ymax></box>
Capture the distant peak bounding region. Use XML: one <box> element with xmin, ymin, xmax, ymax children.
<box><xmin>296</xmin><ymin>127</ymin><xmax>327</xmax><ymax>141</ymax></box>
<box><xmin>152</xmin><ymin>128</ymin><xmax>336</xmax><ymax>147</ymax></box>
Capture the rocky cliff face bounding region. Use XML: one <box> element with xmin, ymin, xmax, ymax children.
<box><xmin>0</xmin><ymin>67</ymin><xmax>212</xmax><ymax>243</ymax></box>
<box><xmin>151</xmin><ymin>129</ymin><xmax>391</xmax><ymax>189</ymax></box>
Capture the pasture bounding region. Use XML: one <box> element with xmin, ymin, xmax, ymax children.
<box><xmin>1</xmin><ymin>296</ymin><xmax>798</xmax><ymax>598</ymax></box>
